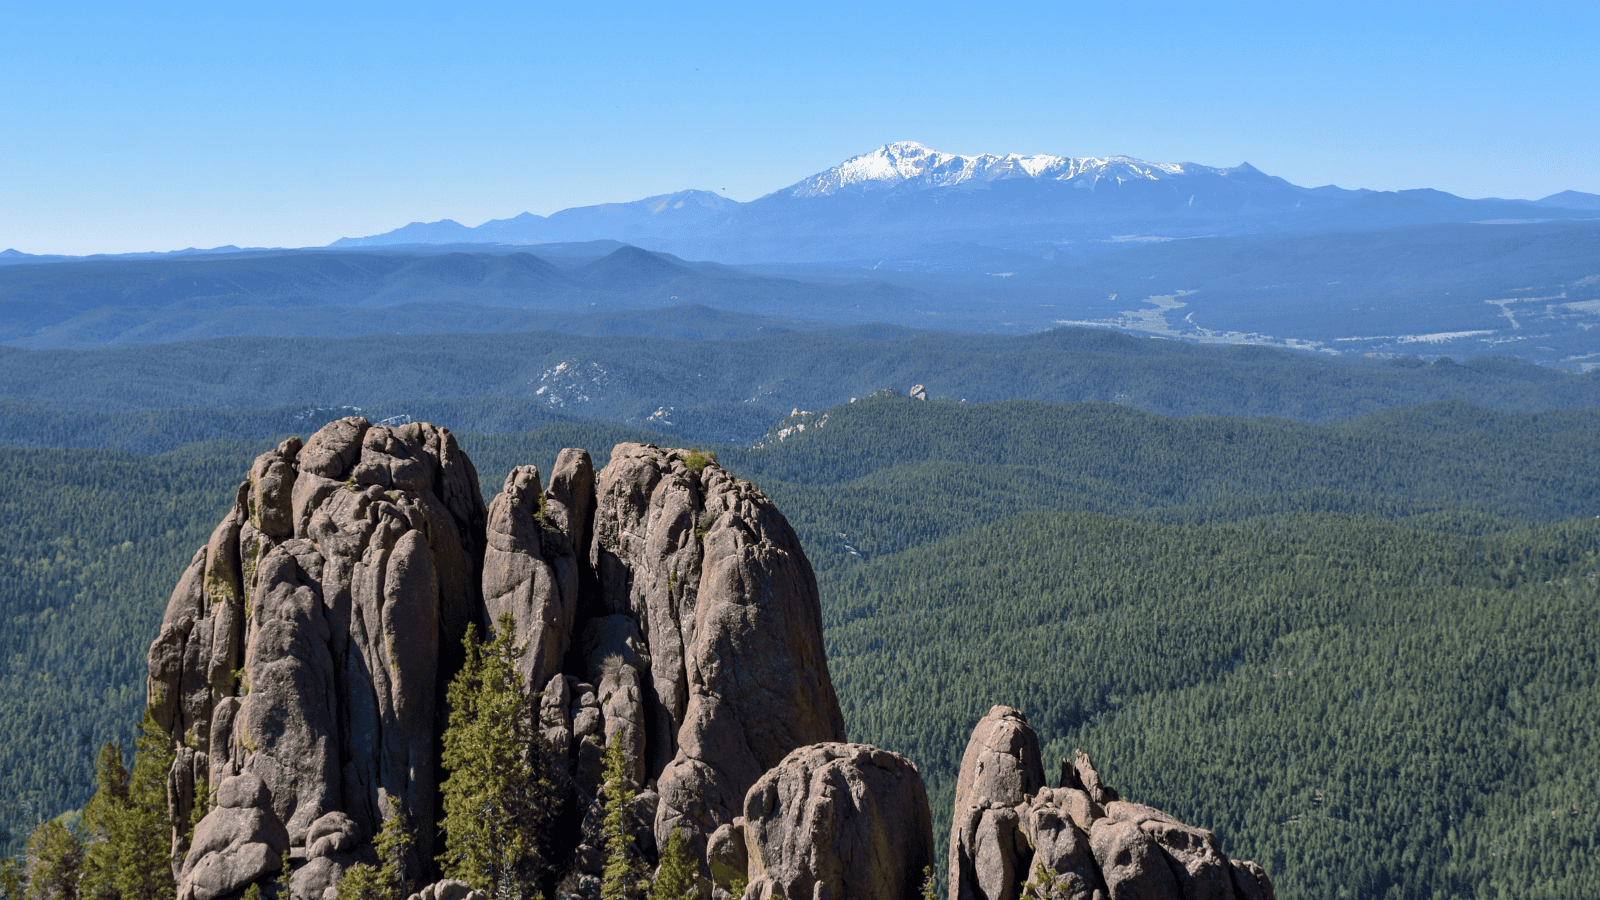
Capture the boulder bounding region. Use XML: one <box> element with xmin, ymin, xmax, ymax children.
<box><xmin>1229</xmin><ymin>860</ymin><xmax>1274</xmax><ymax>900</ymax></box>
<box><xmin>305</xmin><ymin>810</ymin><xmax>362</xmax><ymax>858</ymax></box>
<box><xmin>1088</xmin><ymin>815</ymin><xmax>1181</xmax><ymax>900</ymax></box>
<box><xmin>741</xmin><ymin>743</ymin><xmax>933</xmax><ymax>900</ymax></box>
<box><xmin>177</xmin><ymin>784</ymin><xmax>290</xmax><ymax>900</ymax></box>
<box><xmin>293</xmin><ymin>848</ymin><xmax>374</xmax><ymax>900</ymax></box>
<box><xmin>947</xmin><ymin>711</ymin><xmax>1266</xmax><ymax>900</ymax></box>
<box><xmin>1100</xmin><ymin>802</ymin><xmax>1235</xmax><ymax>900</ymax></box>
<box><xmin>707</xmin><ymin>821</ymin><xmax>749</xmax><ymax>894</ymax></box>
<box><xmin>406</xmin><ymin>879</ymin><xmax>486</xmax><ymax>900</ymax></box>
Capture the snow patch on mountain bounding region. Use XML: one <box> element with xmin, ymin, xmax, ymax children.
<box><xmin>781</xmin><ymin>141</ymin><xmax>1226</xmax><ymax>198</ymax></box>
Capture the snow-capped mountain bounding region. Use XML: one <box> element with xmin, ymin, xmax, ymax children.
<box><xmin>331</xmin><ymin>142</ymin><xmax>1598</xmax><ymax>264</ymax></box>
<box><xmin>779</xmin><ymin>141</ymin><xmax>1247</xmax><ymax>198</ymax></box>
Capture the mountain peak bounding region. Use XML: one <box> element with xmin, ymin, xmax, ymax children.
<box><xmin>778</xmin><ymin>142</ymin><xmax>1212</xmax><ymax>198</ymax></box>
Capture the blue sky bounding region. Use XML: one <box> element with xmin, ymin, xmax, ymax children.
<box><xmin>3</xmin><ymin>1</ymin><xmax>1596</xmax><ymax>255</ymax></box>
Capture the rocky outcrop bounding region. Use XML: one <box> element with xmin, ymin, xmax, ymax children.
<box><xmin>407</xmin><ymin>879</ymin><xmax>486</xmax><ymax>900</ymax></box>
<box><xmin>948</xmin><ymin>706</ymin><xmax>1048</xmax><ymax>900</ymax></box>
<box><xmin>151</xmin><ymin>429</ymin><xmax>851</xmax><ymax>897</ymax></box>
<box><xmin>150</xmin><ymin>419</ymin><xmax>486</xmax><ymax>892</ymax></box>
<box><xmin>150</xmin><ymin>422</ymin><xmax>1266</xmax><ymax>900</ymax></box>
<box><xmin>738</xmin><ymin>743</ymin><xmax>933</xmax><ymax>900</ymax></box>
<box><xmin>946</xmin><ymin>708</ymin><xmax>1273</xmax><ymax>900</ymax></box>
<box><xmin>525</xmin><ymin>444</ymin><xmax>850</xmax><ymax>885</ymax></box>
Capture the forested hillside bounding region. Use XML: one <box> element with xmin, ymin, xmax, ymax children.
<box><xmin>1</xmin><ymin>326</ymin><xmax>1597</xmax><ymax>451</ymax></box>
<box><xmin>1</xmin><ymin>397</ymin><xmax>1596</xmax><ymax>899</ymax></box>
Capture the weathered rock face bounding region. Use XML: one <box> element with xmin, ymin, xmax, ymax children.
<box><xmin>178</xmin><ymin>774</ymin><xmax>289</xmax><ymax>900</ymax></box>
<box><xmin>739</xmin><ymin>743</ymin><xmax>934</xmax><ymax>900</ymax></box>
<box><xmin>482</xmin><ymin>455</ymin><xmax>591</xmax><ymax>696</ymax></box>
<box><xmin>150</xmin><ymin>419</ymin><xmax>487</xmax><ymax>891</ymax></box>
<box><xmin>152</xmin><ymin>433</ymin><xmax>851</xmax><ymax>897</ymax></box>
<box><xmin>584</xmin><ymin>444</ymin><xmax>847</xmax><ymax>854</ymax></box>
<box><xmin>949</xmin><ymin>706</ymin><xmax>1048</xmax><ymax>900</ymax></box>
<box><xmin>152</xmin><ymin>427</ymin><xmax>1266</xmax><ymax>900</ymax></box>
<box><xmin>946</xmin><ymin>710</ymin><xmax>1274</xmax><ymax>900</ymax></box>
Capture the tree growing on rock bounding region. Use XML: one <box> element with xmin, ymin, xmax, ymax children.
<box><xmin>118</xmin><ymin>712</ymin><xmax>176</xmax><ymax>900</ymax></box>
<box><xmin>335</xmin><ymin>810</ymin><xmax>412</xmax><ymax>900</ymax></box>
<box><xmin>600</xmin><ymin>739</ymin><xmax>646</xmax><ymax>900</ymax></box>
<box><xmin>647</xmin><ymin>830</ymin><xmax>696</xmax><ymax>900</ymax></box>
<box><xmin>439</xmin><ymin>614</ymin><xmax>559</xmax><ymax>898</ymax></box>
<box><xmin>1</xmin><ymin>858</ymin><xmax>24</xmax><ymax>900</ymax></box>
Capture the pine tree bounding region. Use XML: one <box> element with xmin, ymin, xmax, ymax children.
<box><xmin>2</xmin><ymin>858</ymin><xmax>26</xmax><ymax>900</ymax></box>
<box><xmin>60</xmin><ymin>713</ymin><xmax>175</xmax><ymax>900</ymax></box>
<box><xmin>438</xmin><ymin>614</ymin><xmax>556</xmax><ymax>899</ymax></box>
<box><xmin>276</xmin><ymin>850</ymin><xmax>294</xmax><ymax>900</ymax></box>
<box><xmin>77</xmin><ymin>743</ymin><xmax>128</xmax><ymax>900</ymax></box>
<box><xmin>600</xmin><ymin>738</ymin><xmax>645</xmax><ymax>900</ymax></box>
<box><xmin>24</xmin><ymin>818</ymin><xmax>81</xmax><ymax>900</ymax></box>
<box><xmin>373</xmin><ymin>809</ymin><xmax>411</xmax><ymax>899</ymax></box>
<box><xmin>114</xmin><ymin>711</ymin><xmax>176</xmax><ymax>900</ymax></box>
<box><xmin>333</xmin><ymin>863</ymin><xmax>384</xmax><ymax>900</ymax></box>
<box><xmin>647</xmin><ymin>829</ymin><xmax>695</xmax><ymax>900</ymax></box>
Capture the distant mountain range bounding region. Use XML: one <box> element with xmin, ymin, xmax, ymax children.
<box><xmin>328</xmin><ymin>141</ymin><xmax>1600</xmax><ymax>263</ymax></box>
<box><xmin>3</xmin><ymin>143</ymin><xmax>1597</xmax><ymax>369</ymax></box>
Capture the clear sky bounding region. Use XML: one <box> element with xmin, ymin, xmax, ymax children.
<box><xmin>3</xmin><ymin>0</ymin><xmax>1596</xmax><ymax>255</ymax></box>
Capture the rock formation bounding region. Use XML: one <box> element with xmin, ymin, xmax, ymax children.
<box><xmin>148</xmin><ymin>420</ymin><xmax>484</xmax><ymax>898</ymax></box>
<box><xmin>147</xmin><ymin>419</ymin><xmax>1269</xmax><ymax>900</ymax></box>
<box><xmin>148</xmin><ymin>425</ymin><xmax>860</xmax><ymax>899</ymax></box>
<box><xmin>946</xmin><ymin>706</ymin><xmax>1274</xmax><ymax>900</ymax></box>
<box><xmin>736</xmin><ymin>743</ymin><xmax>933</xmax><ymax>900</ymax></box>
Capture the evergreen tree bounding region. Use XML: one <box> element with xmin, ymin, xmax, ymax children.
<box><xmin>23</xmin><ymin>818</ymin><xmax>80</xmax><ymax>900</ymax></box>
<box><xmin>1021</xmin><ymin>863</ymin><xmax>1071</xmax><ymax>900</ymax></box>
<box><xmin>2</xmin><ymin>858</ymin><xmax>26</xmax><ymax>900</ymax></box>
<box><xmin>333</xmin><ymin>863</ymin><xmax>384</xmax><ymax>900</ymax></box>
<box><xmin>114</xmin><ymin>712</ymin><xmax>175</xmax><ymax>900</ymax></box>
<box><xmin>646</xmin><ymin>829</ymin><xmax>695</xmax><ymax>900</ymax></box>
<box><xmin>276</xmin><ymin>850</ymin><xmax>294</xmax><ymax>900</ymax></box>
<box><xmin>77</xmin><ymin>743</ymin><xmax>127</xmax><ymax>900</ymax></box>
<box><xmin>438</xmin><ymin>614</ymin><xmax>555</xmax><ymax>899</ymax></box>
<box><xmin>600</xmin><ymin>739</ymin><xmax>645</xmax><ymax>900</ymax></box>
<box><xmin>373</xmin><ymin>809</ymin><xmax>412</xmax><ymax>899</ymax></box>
<box><xmin>61</xmin><ymin>713</ymin><xmax>174</xmax><ymax>900</ymax></box>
